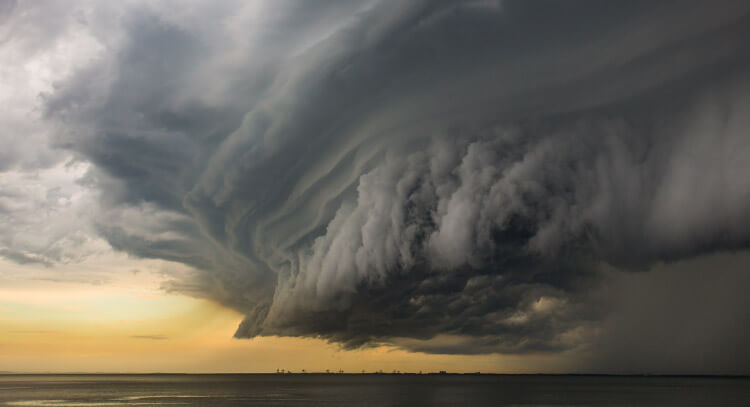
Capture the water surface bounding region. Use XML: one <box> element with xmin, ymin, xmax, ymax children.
<box><xmin>1</xmin><ymin>374</ymin><xmax>748</xmax><ymax>406</ymax></box>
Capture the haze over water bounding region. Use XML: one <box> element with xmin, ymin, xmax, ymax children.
<box><xmin>1</xmin><ymin>375</ymin><xmax>749</xmax><ymax>407</ymax></box>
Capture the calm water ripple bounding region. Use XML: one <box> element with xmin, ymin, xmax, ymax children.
<box><xmin>1</xmin><ymin>374</ymin><xmax>748</xmax><ymax>407</ymax></box>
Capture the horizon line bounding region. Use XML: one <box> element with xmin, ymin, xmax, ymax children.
<box><xmin>2</xmin><ymin>372</ymin><xmax>748</xmax><ymax>378</ymax></box>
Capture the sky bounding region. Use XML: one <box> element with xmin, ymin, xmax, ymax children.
<box><xmin>1</xmin><ymin>0</ymin><xmax>749</xmax><ymax>374</ymax></box>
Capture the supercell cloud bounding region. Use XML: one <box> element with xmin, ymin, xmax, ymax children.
<box><xmin>5</xmin><ymin>0</ymin><xmax>750</xmax><ymax>370</ymax></box>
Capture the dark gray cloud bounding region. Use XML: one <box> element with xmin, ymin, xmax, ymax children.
<box><xmin>0</xmin><ymin>248</ymin><xmax>53</xmax><ymax>267</ymax></box>
<box><xmin>572</xmin><ymin>251</ymin><xmax>750</xmax><ymax>375</ymax></box>
<box><xmin>28</xmin><ymin>0</ymin><xmax>750</xmax><ymax>371</ymax></box>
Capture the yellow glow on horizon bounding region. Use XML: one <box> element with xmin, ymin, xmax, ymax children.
<box><xmin>0</xmin><ymin>258</ymin><xmax>569</xmax><ymax>374</ymax></box>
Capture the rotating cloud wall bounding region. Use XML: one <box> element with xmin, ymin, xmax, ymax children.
<box><xmin>34</xmin><ymin>0</ymin><xmax>750</xmax><ymax>364</ymax></box>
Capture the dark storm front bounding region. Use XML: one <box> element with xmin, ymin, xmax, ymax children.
<box><xmin>1</xmin><ymin>375</ymin><xmax>749</xmax><ymax>407</ymax></box>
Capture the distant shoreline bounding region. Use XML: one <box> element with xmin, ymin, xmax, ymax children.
<box><xmin>2</xmin><ymin>373</ymin><xmax>748</xmax><ymax>378</ymax></box>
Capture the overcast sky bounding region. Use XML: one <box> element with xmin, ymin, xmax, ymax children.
<box><xmin>1</xmin><ymin>0</ymin><xmax>749</xmax><ymax>374</ymax></box>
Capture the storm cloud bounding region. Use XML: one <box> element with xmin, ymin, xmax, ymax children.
<box><xmin>8</xmin><ymin>0</ymin><xmax>750</xmax><ymax>370</ymax></box>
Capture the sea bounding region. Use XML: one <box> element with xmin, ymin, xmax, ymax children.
<box><xmin>0</xmin><ymin>374</ymin><xmax>748</xmax><ymax>406</ymax></box>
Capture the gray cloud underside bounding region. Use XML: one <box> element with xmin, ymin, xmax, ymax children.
<box><xmin>33</xmin><ymin>0</ymin><xmax>750</xmax><ymax>369</ymax></box>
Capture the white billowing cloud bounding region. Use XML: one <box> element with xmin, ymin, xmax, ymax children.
<box><xmin>260</xmin><ymin>79</ymin><xmax>750</xmax><ymax>346</ymax></box>
<box><xmin>0</xmin><ymin>162</ymin><xmax>105</xmax><ymax>266</ymax></box>
<box><xmin>0</xmin><ymin>0</ymin><xmax>104</xmax><ymax>171</ymax></box>
<box><xmin>0</xmin><ymin>0</ymin><xmax>109</xmax><ymax>268</ymax></box>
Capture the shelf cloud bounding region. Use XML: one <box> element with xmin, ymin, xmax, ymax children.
<box><xmin>6</xmin><ymin>0</ymin><xmax>750</xmax><ymax>371</ymax></box>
